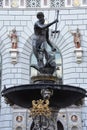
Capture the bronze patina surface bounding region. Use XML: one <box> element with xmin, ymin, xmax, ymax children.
<box><xmin>2</xmin><ymin>84</ymin><xmax>86</xmax><ymax>109</ymax></box>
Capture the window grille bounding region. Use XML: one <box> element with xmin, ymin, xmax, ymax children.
<box><xmin>26</xmin><ymin>0</ymin><xmax>40</xmax><ymax>8</ymax></box>
<box><xmin>60</xmin><ymin>0</ymin><xmax>65</xmax><ymax>7</ymax></box>
<box><xmin>1</xmin><ymin>0</ymin><xmax>87</xmax><ymax>8</ymax></box>
<box><xmin>3</xmin><ymin>0</ymin><xmax>10</xmax><ymax>7</ymax></box>
<box><xmin>6</xmin><ymin>0</ymin><xmax>9</xmax><ymax>6</ymax></box>
<box><xmin>0</xmin><ymin>54</ymin><xmax>2</xmax><ymax>107</ymax></box>
<box><xmin>50</xmin><ymin>0</ymin><xmax>65</xmax><ymax>8</ymax></box>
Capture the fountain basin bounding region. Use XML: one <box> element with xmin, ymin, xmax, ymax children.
<box><xmin>2</xmin><ymin>84</ymin><xmax>86</xmax><ymax>109</ymax></box>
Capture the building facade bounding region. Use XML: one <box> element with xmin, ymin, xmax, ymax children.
<box><xmin>0</xmin><ymin>0</ymin><xmax>87</xmax><ymax>130</ymax></box>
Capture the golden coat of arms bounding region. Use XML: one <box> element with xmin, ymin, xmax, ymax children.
<box><xmin>30</xmin><ymin>99</ymin><xmax>51</xmax><ymax>117</ymax></box>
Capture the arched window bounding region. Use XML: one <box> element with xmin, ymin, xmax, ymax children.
<box><xmin>16</xmin><ymin>126</ymin><xmax>22</xmax><ymax>130</ymax></box>
<box><xmin>0</xmin><ymin>54</ymin><xmax>2</xmax><ymax>107</ymax></box>
<box><xmin>30</xmin><ymin>53</ymin><xmax>38</xmax><ymax>77</ymax></box>
<box><xmin>57</xmin><ymin>121</ymin><xmax>64</xmax><ymax>130</ymax></box>
<box><xmin>71</xmin><ymin>126</ymin><xmax>79</xmax><ymax>130</ymax></box>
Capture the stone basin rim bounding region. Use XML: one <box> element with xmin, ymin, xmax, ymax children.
<box><xmin>1</xmin><ymin>84</ymin><xmax>86</xmax><ymax>109</ymax></box>
<box><xmin>2</xmin><ymin>83</ymin><xmax>86</xmax><ymax>95</ymax></box>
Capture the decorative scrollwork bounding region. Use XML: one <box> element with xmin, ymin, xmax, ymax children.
<box><xmin>30</xmin><ymin>99</ymin><xmax>51</xmax><ymax>117</ymax></box>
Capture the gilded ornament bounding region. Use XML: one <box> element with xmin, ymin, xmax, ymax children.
<box><xmin>30</xmin><ymin>99</ymin><xmax>51</xmax><ymax>117</ymax></box>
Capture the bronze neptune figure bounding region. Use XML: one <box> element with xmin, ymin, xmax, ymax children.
<box><xmin>31</xmin><ymin>12</ymin><xmax>58</xmax><ymax>74</ymax></box>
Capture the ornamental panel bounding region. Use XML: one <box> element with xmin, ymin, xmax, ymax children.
<box><xmin>1</xmin><ymin>0</ymin><xmax>87</xmax><ymax>8</ymax></box>
<box><xmin>26</xmin><ymin>0</ymin><xmax>40</xmax><ymax>7</ymax></box>
<box><xmin>50</xmin><ymin>0</ymin><xmax>65</xmax><ymax>7</ymax></box>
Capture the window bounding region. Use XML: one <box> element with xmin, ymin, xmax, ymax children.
<box><xmin>0</xmin><ymin>0</ymin><xmax>3</xmax><ymax>7</ymax></box>
<box><xmin>55</xmin><ymin>51</ymin><xmax>62</xmax><ymax>80</ymax></box>
<box><xmin>82</xmin><ymin>0</ymin><xmax>87</xmax><ymax>5</ymax></box>
<box><xmin>71</xmin><ymin>126</ymin><xmax>79</xmax><ymax>130</ymax></box>
<box><xmin>16</xmin><ymin>126</ymin><xmax>22</xmax><ymax>130</ymax></box>
<box><xmin>67</xmin><ymin>0</ymin><xmax>71</xmax><ymax>5</ymax></box>
<box><xmin>83</xmin><ymin>0</ymin><xmax>87</xmax><ymax>4</ymax></box>
<box><xmin>30</xmin><ymin>54</ymin><xmax>38</xmax><ymax>77</ymax></box>
<box><xmin>3</xmin><ymin>0</ymin><xmax>10</xmax><ymax>7</ymax></box>
<box><xmin>41</xmin><ymin>0</ymin><xmax>50</xmax><ymax>8</ymax></box>
<box><xmin>50</xmin><ymin>0</ymin><xmax>65</xmax><ymax>8</ymax></box>
<box><xmin>57</xmin><ymin>121</ymin><xmax>64</xmax><ymax>130</ymax></box>
<box><xmin>44</xmin><ymin>0</ymin><xmax>47</xmax><ymax>5</ymax></box>
<box><xmin>65</xmin><ymin>0</ymin><xmax>72</xmax><ymax>6</ymax></box>
<box><xmin>26</xmin><ymin>0</ymin><xmax>40</xmax><ymax>8</ymax></box>
<box><xmin>20</xmin><ymin>0</ymin><xmax>24</xmax><ymax>6</ymax></box>
<box><xmin>19</xmin><ymin>0</ymin><xmax>26</xmax><ymax>8</ymax></box>
<box><xmin>0</xmin><ymin>54</ymin><xmax>2</xmax><ymax>107</ymax></box>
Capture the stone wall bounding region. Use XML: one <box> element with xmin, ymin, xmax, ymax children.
<box><xmin>0</xmin><ymin>8</ymin><xmax>87</xmax><ymax>130</ymax></box>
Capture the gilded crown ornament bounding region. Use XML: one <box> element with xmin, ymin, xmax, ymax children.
<box><xmin>30</xmin><ymin>99</ymin><xmax>51</xmax><ymax>117</ymax></box>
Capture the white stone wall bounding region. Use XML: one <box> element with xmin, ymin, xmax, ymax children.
<box><xmin>0</xmin><ymin>8</ymin><xmax>87</xmax><ymax>130</ymax></box>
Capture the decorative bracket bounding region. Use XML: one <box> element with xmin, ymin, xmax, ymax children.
<box><xmin>10</xmin><ymin>48</ymin><xmax>19</xmax><ymax>64</ymax></box>
<box><xmin>74</xmin><ymin>47</ymin><xmax>83</xmax><ymax>63</ymax></box>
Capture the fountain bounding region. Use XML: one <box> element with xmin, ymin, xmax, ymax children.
<box><xmin>1</xmin><ymin>11</ymin><xmax>86</xmax><ymax>130</ymax></box>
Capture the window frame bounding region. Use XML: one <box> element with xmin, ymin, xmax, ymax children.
<box><xmin>3</xmin><ymin>0</ymin><xmax>10</xmax><ymax>8</ymax></box>
<box><xmin>0</xmin><ymin>54</ymin><xmax>2</xmax><ymax>107</ymax></box>
<box><xmin>41</xmin><ymin>0</ymin><xmax>50</xmax><ymax>8</ymax></box>
<box><xmin>81</xmin><ymin>0</ymin><xmax>87</xmax><ymax>6</ymax></box>
<box><xmin>65</xmin><ymin>0</ymin><xmax>72</xmax><ymax>7</ymax></box>
<box><xmin>19</xmin><ymin>0</ymin><xmax>26</xmax><ymax>8</ymax></box>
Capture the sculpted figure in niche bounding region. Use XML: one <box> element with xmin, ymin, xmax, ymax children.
<box><xmin>8</xmin><ymin>28</ymin><xmax>18</xmax><ymax>49</ymax></box>
<box><xmin>70</xmin><ymin>28</ymin><xmax>81</xmax><ymax>48</ymax></box>
<box><xmin>31</xmin><ymin>12</ymin><xmax>58</xmax><ymax>74</ymax></box>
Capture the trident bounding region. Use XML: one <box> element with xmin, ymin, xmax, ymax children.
<box><xmin>52</xmin><ymin>10</ymin><xmax>60</xmax><ymax>38</ymax></box>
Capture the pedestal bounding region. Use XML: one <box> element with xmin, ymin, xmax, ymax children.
<box><xmin>74</xmin><ymin>47</ymin><xmax>83</xmax><ymax>63</ymax></box>
<box><xmin>10</xmin><ymin>48</ymin><xmax>18</xmax><ymax>64</ymax></box>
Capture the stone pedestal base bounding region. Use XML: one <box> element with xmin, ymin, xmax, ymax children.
<box><xmin>10</xmin><ymin>48</ymin><xmax>18</xmax><ymax>64</ymax></box>
<box><xmin>31</xmin><ymin>75</ymin><xmax>58</xmax><ymax>84</ymax></box>
<box><xmin>74</xmin><ymin>47</ymin><xmax>83</xmax><ymax>63</ymax></box>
